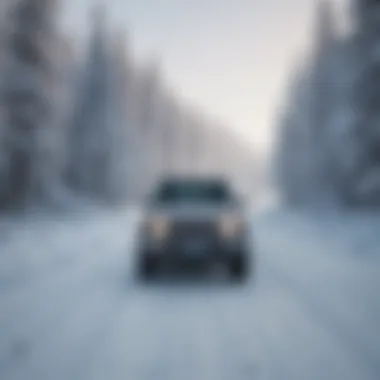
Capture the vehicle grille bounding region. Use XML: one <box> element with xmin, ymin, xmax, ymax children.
<box><xmin>168</xmin><ymin>220</ymin><xmax>219</xmax><ymax>251</ymax></box>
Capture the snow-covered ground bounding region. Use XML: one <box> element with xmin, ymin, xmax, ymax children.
<box><xmin>0</xmin><ymin>206</ymin><xmax>379</xmax><ymax>380</ymax></box>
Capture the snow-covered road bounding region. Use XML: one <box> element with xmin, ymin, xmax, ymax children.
<box><xmin>0</xmin><ymin>208</ymin><xmax>379</xmax><ymax>380</ymax></box>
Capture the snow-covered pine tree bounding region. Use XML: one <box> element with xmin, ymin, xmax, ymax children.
<box><xmin>274</xmin><ymin>61</ymin><xmax>314</xmax><ymax>205</ymax></box>
<box><xmin>135</xmin><ymin>59</ymin><xmax>160</xmax><ymax>135</ymax></box>
<box><xmin>322</xmin><ymin>35</ymin><xmax>358</xmax><ymax>208</ymax></box>
<box><xmin>106</xmin><ymin>28</ymin><xmax>134</xmax><ymax>203</ymax></box>
<box><xmin>307</xmin><ymin>0</ymin><xmax>338</xmax><ymax>203</ymax></box>
<box><xmin>345</xmin><ymin>0</ymin><xmax>380</xmax><ymax>206</ymax></box>
<box><xmin>54</xmin><ymin>36</ymin><xmax>77</xmax><ymax>166</ymax></box>
<box><xmin>274</xmin><ymin>0</ymin><xmax>340</xmax><ymax>207</ymax></box>
<box><xmin>0</xmin><ymin>0</ymin><xmax>61</xmax><ymax>210</ymax></box>
<box><xmin>0</xmin><ymin>1</ymin><xmax>11</xmax><ymax>205</ymax></box>
<box><xmin>133</xmin><ymin>60</ymin><xmax>164</xmax><ymax>189</ymax></box>
<box><xmin>155</xmin><ymin>90</ymin><xmax>179</xmax><ymax>174</ymax></box>
<box><xmin>66</xmin><ymin>4</ymin><xmax>112</xmax><ymax>201</ymax></box>
<box><xmin>0</xmin><ymin>0</ymin><xmax>11</xmax><ymax>63</ymax></box>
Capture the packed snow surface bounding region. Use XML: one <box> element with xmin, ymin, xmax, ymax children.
<box><xmin>0</xmin><ymin>206</ymin><xmax>379</xmax><ymax>380</ymax></box>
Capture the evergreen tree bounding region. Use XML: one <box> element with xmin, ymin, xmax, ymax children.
<box><xmin>135</xmin><ymin>59</ymin><xmax>160</xmax><ymax>134</ymax></box>
<box><xmin>0</xmin><ymin>1</ymin><xmax>11</xmax><ymax>203</ymax></box>
<box><xmin>308</xmin><ymin>0</ymin><xmax>338</xmax><ymax>203</ymax></box>
<box><xmin>155</xmin><ymin>91</ymin><xmax>179</xmax><ymax>174</ymax></box>
<box><xmin>67</xmin><ymin>6</ymin><xmax>139</xmax><ymax>204</ymax></box>
<box><xmin>345</xmin><ymin>0</ymin><xmax>380</xmax><ymax>205</ymax></box>
<box><xmin>134</xmin><ymin>60</ymin><xmax>163</xmax><ymax>188</ymax></box>
<box><xmin>66</xmin><ymin>5</ymin><xmax>111</xmax><ymax>200</ymax></box>
<box><xmin>275</xmin><ymin>0</ymin><xmax>340</xmax><ymax>206</ymax></box>
<box><xmin>106</xmin><ymin>29</ymin><xmax>134</xmax><ymax>202</ymax></box>
<box><xmin>275</xmin><ymin>62</ymin><xmax>315</xmax><ymax>205</ymax></box>
<box><xmin>0</xmin><ymin>0</ymin><xmax>61</xmax><ymax>210</ymax></box>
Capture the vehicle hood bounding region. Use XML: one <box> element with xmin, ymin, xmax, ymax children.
<box><xmin>144</xmin><ymin>203</ymin><xmax>245</xmax><ymax>222</ymax></box>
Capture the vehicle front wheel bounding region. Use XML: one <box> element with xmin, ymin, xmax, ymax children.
<box><xmin>229</xmin><ymin>255</ymin><xmax>249</xmax><ymax>283</ymax></box>
<box><xmin>138</xmin><ymin>256</ymin><xmax>159</xmax><ymax>280</ymax></box>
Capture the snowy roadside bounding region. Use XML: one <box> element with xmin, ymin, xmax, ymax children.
<box><xmin>0</xmin><ymin>207</ymin><xmax>138</xmax><ymax>372</ymax></box>
<box><xmin>0</xmin><ymin>207</ymin><xmax>138</xmax><ymax>290</ymax></box>
<box><xmin>255</xmin><ymin>208</ymin><xmax>380</xmax><ymax>376</ymax></box>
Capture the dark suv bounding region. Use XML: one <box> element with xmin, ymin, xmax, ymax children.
<box><xmin>136</xmin><ymin>176</ymin><xmax>252</xmax><ymax>281</ymax></box>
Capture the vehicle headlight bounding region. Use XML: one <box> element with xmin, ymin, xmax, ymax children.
<box><xmin>219</xmin><ymin>215</ymin><xmax>244</xmax><ymax>239</ymax></box>
<box><xmin>144</xmin><ymin>216</ymin><xmax>170</xmax><ymax>241</ymax></box>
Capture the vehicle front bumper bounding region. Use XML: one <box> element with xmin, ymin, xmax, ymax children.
<box><xmin>138</xmin><ymin>236</ymin><xmax>248</xmax><ymax>270</ymax></box>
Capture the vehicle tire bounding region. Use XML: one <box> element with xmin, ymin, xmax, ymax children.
<box><xmin>138</xmin><ymin>257</ymin><xmax>159</xmax><ymax>280</ymax></box>
<box><xmin>229</xmin><ymin>255</ymin><xmax>249</xmax><ymax>283</ymax></box>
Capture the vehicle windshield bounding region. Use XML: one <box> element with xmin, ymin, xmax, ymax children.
<box><xmin>153</xmin><ymin>179</ymin><xmax>233</xmax><ymax>204</ymax></box>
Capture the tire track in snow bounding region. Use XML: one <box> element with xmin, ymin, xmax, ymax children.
<box><xmin>261</xmin><ymin>258</ymin><xmax>380</xmax><ymax>380</ymax></box>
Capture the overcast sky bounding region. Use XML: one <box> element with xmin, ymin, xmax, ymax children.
<box><xmin>61</xmin><ymin>0</ymin><xmax>347</xmax><ymax>155</ymax></box>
